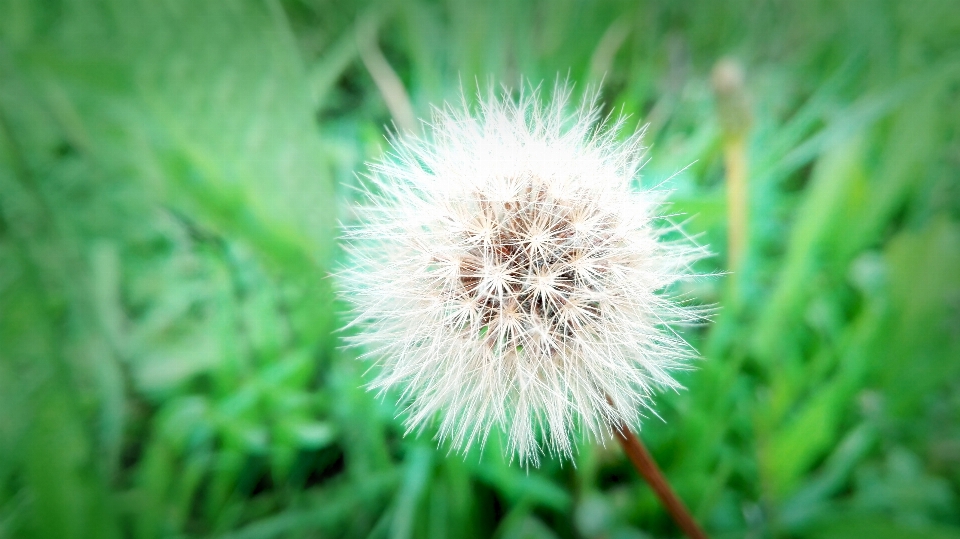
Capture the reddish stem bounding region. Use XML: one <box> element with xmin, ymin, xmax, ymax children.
<box><xmin>614</xmin><ymin>426</ymin><xmax>709</xmax><ymax>539</ymax></box>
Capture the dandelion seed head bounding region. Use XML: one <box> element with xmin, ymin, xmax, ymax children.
<box><xmin>340</xmin><ymin>84</ymin><xmax>707</xmax><ymax>466</ymax></box>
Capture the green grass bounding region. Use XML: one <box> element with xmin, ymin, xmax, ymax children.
<box><xmin>1</xmin><ymin>0</ymin><xmax>959</xmax><ymax>537</ymax></box>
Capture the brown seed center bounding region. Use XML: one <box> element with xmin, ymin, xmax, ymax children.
<box><xmin>451</xmin><ymin>181</ymin><xmax>610</xmax><ymax>354</ymax></box>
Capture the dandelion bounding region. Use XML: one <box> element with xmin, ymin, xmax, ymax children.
<box><xmin>340</xmin><ymin>84</ymin><xmax>707</xmax><ymax>467</ymax></box>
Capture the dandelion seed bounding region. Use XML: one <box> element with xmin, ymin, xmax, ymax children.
<box><xmin>339</xmin><ymin>83</ymin><xmax>707</xmax><ymax>466</ymax></box>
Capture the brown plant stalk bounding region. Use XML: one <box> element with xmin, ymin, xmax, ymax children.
<box><xmin>614</xmin><ymin>425</ymin><xmax>708</xmax><ymax>539</ymax></box>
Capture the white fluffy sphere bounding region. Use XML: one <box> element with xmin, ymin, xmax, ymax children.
<box><xmin>340</xmin><ymin>85</ymin><xmax>706</xmax><ymax>466</ymax></box>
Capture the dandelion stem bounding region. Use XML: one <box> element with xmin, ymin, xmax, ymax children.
<box><xmin>723</xmin><ymin>134</ymin><xmax>748</xmax><ymax>273</ymax></box>
<box><xmin>711</xmin><ymin>58</ymin><xmax>752</xmax><ymax>276</ymax></box>
<box><xmin>614</xmin><ymin>426</ymin><xmax>708</xmax><ymax>539</ymax></box>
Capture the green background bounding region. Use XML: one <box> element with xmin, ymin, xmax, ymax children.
<box><xmin>1</xmin><ymin>0</ymin><xmax>958</xmax><ymax>537</ymax></box>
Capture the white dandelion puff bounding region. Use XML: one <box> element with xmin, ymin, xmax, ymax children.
<box><xmin>339</xmin><ymin>83</ymin><xmax>708</xmax><ymax>466</ymax></box>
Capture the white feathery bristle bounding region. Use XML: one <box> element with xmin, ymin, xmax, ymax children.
<box><xmin>339</xmin><ymin>84</ymin><xmax>707</xmax><ymax>466</ymax></box>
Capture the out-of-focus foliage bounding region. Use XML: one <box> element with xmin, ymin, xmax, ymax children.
<box><xmin>1</xmin><ymin>0</ymin><xmax>958</xmax><ymax>538</ymax></box>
